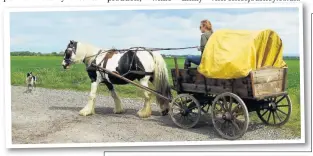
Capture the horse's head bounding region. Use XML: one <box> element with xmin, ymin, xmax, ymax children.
<box><xmin>62</xmin><ymin>40</ymin><xmax>78</xmax><ymax>69</ymax></box>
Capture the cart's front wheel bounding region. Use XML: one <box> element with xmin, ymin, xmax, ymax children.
<box><xmin>256</xmin><ymin>94</ymin><xmax>292</xmax><ymax>126</ymax></box>
<box><xmin>211</xmin><ymin>92</ymin><xmax>249</xmax><ymax>140</ymax></box>
<box><xmin>169</xmin><ymin>94</ymin><xmax>201</xmax><ymax>129</ymax></box>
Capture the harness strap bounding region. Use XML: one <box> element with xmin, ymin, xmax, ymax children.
<box><xmin>122</xmin><ymin>71</ymin><xmax>154</xmax><ymax>77</ymax></box>
<box><xmin>103</xmin><ymin>50</ymin><xmax>118</xmax><ymax>69</ymax></box>
<box><xmin>99</xmin><ymin>50</ymin><xmax>118</xmax><ymax>82</ymax></box>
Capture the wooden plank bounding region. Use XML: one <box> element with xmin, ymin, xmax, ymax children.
<box><xmin>253</xmin><ymin>74</ymin><xmax>283</xmax><ymax>84</ymax></box>
<box><xmin>251</xmin><ymin>67</ymin><xmax>287</xmax><ymax>99</ymax></box>
<box><xmin>250</xmin><ymin>72</ymin><xmax>256</xmax><ymax>98</ymax></box>
<box><xmin>252</xmin><ymin>68</ymin><xmax>284</xmax><ymax>78</ymax></box>
<box><xmin>181</xmin><ymin>83</ymin><xmax>232</xmax><ymax>94</ymax></box>
<box><xmin>178</xmin><ymin>70</ymin><xmax>192</xmax><ymax>83</ymax></box>
<box><xmin>180</xmin><ymin>83</ymin><xmax>250</xmax><ymax>97</ymax></box>
<box><xmin>282</xmin><ymin>67</ymin><xmax>288</xmax><ymax>91</ymax></box>
<box><xmin>253</xmin><ymin>68</ymin><xmax>284</xmax><ymax>85</ymax></box>
<box><xmin>255</xmin><ymin>92</ymin><xmax>287</xmax><ymax>100</ymax></box>
<box><xmin>253</xmin><ymin>80</ymin><xmax>283</xmax><ymax>97</ymax></box>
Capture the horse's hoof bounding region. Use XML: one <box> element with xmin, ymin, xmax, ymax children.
<box><xmin>161</xmin><ymin>108</ymin><xmax>169</xmax><ymax>116</ymax></box>
<box><xmin>113</xmin><ymin>108</ymin><xmax>124</xmax><ymax>114</ymax></box>
<box><xmin>137</xmin><ymin>110</ymin><xmax>151</xmax><ymax>118</ymax></box>
<box><xmin>79</xmin><ymin>109</ymin><xmax>95</xmax><ymax>116</ymax></box>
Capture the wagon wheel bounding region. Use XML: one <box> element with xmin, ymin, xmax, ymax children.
<box><xmin>211</xmin><ymin>92</ymin><xmax>249</xmax><ymax>140</ymax></box>
<box><xmin>256</xmin><ymin>94</ymin><xmax>292</xmax><ymax>126</ymax></box>
<box><xmin>169</xmin><ymin>94</ymin><xmax>201</xmax><ymax>129</ymax></box>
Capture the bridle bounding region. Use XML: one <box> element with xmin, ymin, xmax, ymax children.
<box><xmin>64</xmin><ymin>41</ymin><xmax>77</xmax><ymax>65</ymax></box>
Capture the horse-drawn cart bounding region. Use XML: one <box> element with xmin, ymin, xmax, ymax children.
<box><xmin>169</xmin><ymin>58</ymin><xmax>291</xmax><ymax>140</ymax></box>
<box><xmin>88</xmin><ymin>29</ymin><xmax>291</xmax><ymax>140</ymax></box>
<box><xmin>168</xmin><ymin>29</ymin><xmax>292</xmax><ymax>140</ymax></box>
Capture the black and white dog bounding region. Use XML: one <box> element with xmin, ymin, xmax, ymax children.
<box><xmin>26</xmin><ymin>72</ymin><xmax>37</xmax><ymax>92</ymax></box>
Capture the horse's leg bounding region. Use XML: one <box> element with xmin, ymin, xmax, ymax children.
<box><xmin>137</xmin><ymin>76</ymin><xmax>152</xmax><ymax>118</ymax></box>
<box><xmin>104</xmin><ymin>81</ymin><xmax>124</xmax><ymax>114</ymax></box>
<box><xmin>79</xmin><ymin>81</ymin><xmax>99</xmax><ymax>116</ymax></box>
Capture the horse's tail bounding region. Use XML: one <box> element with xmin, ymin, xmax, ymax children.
<box><xmin>152</xmin><ymin>52</ymin><xmax>172</xmax><ymax>107</ymax></box>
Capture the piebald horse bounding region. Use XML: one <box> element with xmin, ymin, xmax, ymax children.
<box><xmin>61</xmin><ymin>40</ymin><xmax>172</xmax><ymax>118</ymax></box>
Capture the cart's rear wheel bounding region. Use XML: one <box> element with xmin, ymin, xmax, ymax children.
<box><xmin>211</xmin><ymin>92</ymin><xmax>249</xmax><ymax>140</ymax></box>
<box><xmin>169</xmin><ymin>94</ymin><xmax>201</xmax><ymax>129</ymax></box>
<box><xmin>256</xmin><ymin>94</ymin><xmax>292</xmax><ymax>126</ymax></box>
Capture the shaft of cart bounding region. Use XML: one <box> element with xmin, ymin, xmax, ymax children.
<box><xmin>91</xmin><ymin>63</ymin><xmax>172</xmax><ymax>102</ymax></box>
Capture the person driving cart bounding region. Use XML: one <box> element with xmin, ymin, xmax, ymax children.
<box><xmin>184</xmin><ymin>19</ymin><xmax>213</xmax><ymax>69</ymax></box>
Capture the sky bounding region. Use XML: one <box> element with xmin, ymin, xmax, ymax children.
<box><xmin>10</xmin><ymin>7</ymin><xmax>300</xmax><ymax>56</ymax></box>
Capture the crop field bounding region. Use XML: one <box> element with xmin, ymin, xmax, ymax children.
<box><xmin>10</xmin><ymin>56</ymin><xmax>301</xmax><ymax>137</ymax></box>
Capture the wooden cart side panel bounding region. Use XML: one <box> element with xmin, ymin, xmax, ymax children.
<box><xmin>251</xmin><ymin>68</ymin><xmax>285</xmax><ymax>98</ymax></box>
<box><xmin>171</xmin><ymin>67</ymin><xmax>287</xmax><ymax>99</ymax></box>
<box><xmin>233</xmin><ymin>77</ymin><xmax>252</xmax><ymax>98</ymax></box>
<box><xmin>282</xmin><ymin>67</ymin><xmax>288</xmax><ymax>91</ymax></box>
<box><xmin>170</xmin><ymin>68</ymin><xmax>252</xmax><ymax>98</ymax></box>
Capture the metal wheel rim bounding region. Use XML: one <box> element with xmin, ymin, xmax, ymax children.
<box><xmin>169</xmin><ymin>94</ymin><xmax>201</xmax><ymax>129</ymax></box>
<box><xmin>256</xmin><ymin>95</ymin><xmax>292</xmax><ymax>126</ymax></box>
<box><xmin>211</xmin><ymin>92</ymin><xmax>249</xmax><ymax>140</ymax></box>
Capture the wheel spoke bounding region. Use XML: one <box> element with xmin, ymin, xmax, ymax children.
<box><xmin>274</xmin><ymin>111</ymin><xmax>282</xmax><ymax>122</ymax></box>
<box><xmin>234</xmin><ymin>118</ymin><xmax>244</xmax><ymax>127</ymax></box>
<box><xmin>189</xmin><ymin>112</ymin><xmax>198</xmax><ymax>117</ymax></box>
<box><xmin>218</xmin><ymin>100</ymin><xmax>227</xmax><ymax>112</ymax></box>
<box><xmin>272</xmin><ymin>110</ymin><xmax>276</xmax><ymax>124</ymax></box>
<box><xmin>173</xmin><ymin>103</ymin><xmax>183</xmax><ymax>110</ymax></box>
<box><xmin>231</xmin><ymin>120</ymin><xmax>240</xmax><ymax>131</ymax></box>
<box><xmin>179</xmin><ymin>97</ymin><xmax>185</xmax><ymax>107</ymax></box>
<box><xmin>231</xmin><ymin>104</ymin><xmax>240</xmax><ymax>114</ymax></box>
<box><xmin>224</xmin><ymin>121</ymin><xmax>230</xmax><ymax>135</ymax></box>
<box><xmin>186</xmin><ymin>115</ymin><xmax>195</xmax><ymax>122</ymax></box>
<box><xmin>267</xmin><ymin>111</ymin><xmax>272</xmax><ymax>123</ymax></box>
<box><xmin>275</xmin><ymin>95</ymin><xmax>286</xmax><ymax>104</ymax></box>
<box><xmin>173</xmin><ymin>113</ymin><xmax>182</xmax><ymax>118</ymax></box>
<box><xmin>223</xmin><ymin>96</ymin><xmax>227</xmax><ymax>105</ymax></box>
<box><xmin>214</xmin><ymin>117</ymin><xmax>224</xmax><ymax>124</ymax></box>
<box><xmin>176</xmin><ymin>99</ymin><xmax>183</xmax><ymax>108</ymax></box>
<box><xmin>261</xmin><ymin>109</ymin><xmax>269</xmax><ymax>117</ymax></box>
<box><xmin>217</xmin><ymin>120</ymin><xmax>226</xmax><ymax>130</ymax></box>
<box><xmin>229</xmin><ymin>97</ymin><xmax>233</xmax><ymax>112</ymax></box>
<box><xmin>276</xmin><ymin>108</ymin><xmax>288</xmax><ymax>116</ymax></box>
<box><xmin>231</xmin><ymin>127</ymin><xmax>236</xmax><ymax>137</ymax></box>
<box><xmin>187</xmin><ymin>104</ymin><xmax>198</xmax><ymax>110</ymax></box>
<box><xmin>277</xmin><ymin>105</ymin><xmax>289</xmax><ymax>107</ymax></box>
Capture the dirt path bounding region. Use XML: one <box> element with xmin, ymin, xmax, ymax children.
<box><xmin>11</xmin><ymin>86</ymin><xmax>298</xmax><ymax>144</ymax></box>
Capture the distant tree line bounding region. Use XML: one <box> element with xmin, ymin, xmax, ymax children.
<box><xmin>283</xmin><ymin>56</ymin><xmax>300</xmax><ymax>60</ymax></box>
<box><xmin>10</xmin><ymin>51</ymin><xmax>64</xmax><ymax>56</ymax></box>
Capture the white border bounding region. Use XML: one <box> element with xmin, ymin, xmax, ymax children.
<box><xmin>4</xmin><ymin>3</ymin><xmax>305</xmax><ymax>149</ymax></box>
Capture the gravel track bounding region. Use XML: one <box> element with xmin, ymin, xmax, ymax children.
<box><xmin>11</xmin><ymin>86</ymin><xmax>299</xmax><ymax>144</ymax></box>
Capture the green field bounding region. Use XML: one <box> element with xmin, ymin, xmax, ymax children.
<box><xmin>11</xmin><ymin>56</ymin><xmax>301</xmax><ymax>137</ymax></box>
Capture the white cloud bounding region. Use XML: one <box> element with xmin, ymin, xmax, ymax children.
<box><xmin>10</xmin><ymin>9</ymin><xmax>300</xmax><ymax>56</ymax></box>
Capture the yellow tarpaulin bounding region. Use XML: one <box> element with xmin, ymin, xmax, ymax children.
<box><xmin>198</xmin><ymin>29</ymin><xmax>287</xmax><ymax>79</ymax></box>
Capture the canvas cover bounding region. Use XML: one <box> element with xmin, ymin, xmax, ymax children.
<box><xmin>198</xmin><ymin>29</ymin><xmax>287</xmax><ymax>79</ymax></box>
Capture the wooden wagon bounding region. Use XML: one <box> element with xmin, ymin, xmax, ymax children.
<box><xmin>168</xmin><ymin>58</ymin><xmax>292</xmax><ymax>140</ymax></box>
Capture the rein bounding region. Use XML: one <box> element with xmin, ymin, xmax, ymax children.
<box><xmin>108</xmin><ymin>46</ymin><xmax>198</xmax><ymax>53</ymax></box>
<box><xmin>91</xmin><ymin>45</ymin><xmax>197</xmax><ymax>65</ymax></box>
<box><xmin>84</xmin><ymin>45</ymin><xmax>198</xmax><ymax>63</ymax></box>
<box><xmin>88</xmin><ymin>46</ymin><xmax>198</xmax><ymax>58</ymax></box>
